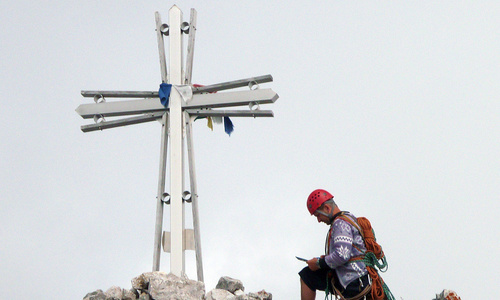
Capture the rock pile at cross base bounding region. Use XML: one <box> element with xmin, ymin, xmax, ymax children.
<box><xmin>83</xmin><ymin>272</ymin><xmax>272</xmax><ymax>300</ymax></box>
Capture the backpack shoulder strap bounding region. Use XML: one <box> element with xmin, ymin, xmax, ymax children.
<box><xmin>337</xmin><ymin>214</ymin><xmax>364</xmax><ymax>239</ymax></box>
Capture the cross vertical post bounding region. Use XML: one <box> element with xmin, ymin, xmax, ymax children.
<box><xmin>185</xmin><ymin>111</ymin><xmax>203</xmax><ymax>281</ymax></box>
<box><xmin>152</xmin><ymin>10</ymin><xmax>169</xmax><ymax>273</ymax></box>
<box><xmin>168</xmin><ymin>5</ymin><xmax>185</xmax><ymax>277</ymax></box>
<box><xmin>153</xmin><ymin>114</ymin><xmax>168</xmax><ymax>272</ymax></box>
<box><xmin>183</xmin><ymin>8</ymin><xmax>203</xmax><ymax>281</ymax></box>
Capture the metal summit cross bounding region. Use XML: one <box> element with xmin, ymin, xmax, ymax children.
<box><xmin>75</xmin><ymin>6</ymin><xmax>278</xmax><ymax>281</ymax></box>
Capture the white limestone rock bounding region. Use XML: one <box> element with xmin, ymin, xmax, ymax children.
<box><xmin>206</xmin><ymin>288</ymin><xmax>235</xmax><ymax>300</ymax></box>
<box><xmin>131</xmin><ymin>272</ymin><xmax>154</xmax><ymax>292</ymax></box>
<box><xmin>249</xmin><ymin>290</ymin><xmax>272</xmax><ymax>300</ymax></box>
<box><xmin>83</xmin><ymin>272</ymin><xmax>272</xmax><ymax>300</ymax></box>
<box><xmin>234</xmin><ymin>290</ymin><xmax>272</xmax><ymax>300</ymax></box>
<box><xmin>215</xmin><ymin>276</ymin><xmax>244</xmax><ymax>294</ymax></box>
<box><xmin>147</xmin><ymin>272</ymin><xmax>205</xmax><ymax>300</ymax></box>
<box><xmin>123</xmin><ymin>288</ymin><xmax>138</xmax><ymax>300</ymax></box>
<box><xmin>138</xmin><ymin>292</ymin><xmax>151</xmax><ymax>300</ymax></box>
<box><xmin>83</xmin><ymin>289</ymin><xmax>106</xmax><ymax>300</ymax></box>
<box><xmin>105</xmin><ymin>286</ymin><xmax>124</xmax><ymax>300</ymax></box>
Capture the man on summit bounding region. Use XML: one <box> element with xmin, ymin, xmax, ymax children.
<box><xmin>299</xmin><ymin>189</ymin><xmax>370</xmax><ymax>299</ymax></box>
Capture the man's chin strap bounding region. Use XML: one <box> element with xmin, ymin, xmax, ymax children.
<box><xmin>329</xmin><ymin>211</ymin><xmax>344</xmax><ymax>223</ymax></box>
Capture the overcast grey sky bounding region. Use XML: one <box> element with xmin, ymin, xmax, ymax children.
<box><xmin>1</xmin><ymin>1</ymin><xmax>498</xmax><ymax>299</ymax></box>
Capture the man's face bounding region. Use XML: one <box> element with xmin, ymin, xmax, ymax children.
<box><xmin>313</xmin><ymin>206</ymin><xmax>331</xmax><ymax>225</ymax></box>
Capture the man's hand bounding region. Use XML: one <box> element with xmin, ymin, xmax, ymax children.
<box><xmin>307</xmin><ymin>257</ymin><xmax>320</xmax><ymax>271</ymax></box>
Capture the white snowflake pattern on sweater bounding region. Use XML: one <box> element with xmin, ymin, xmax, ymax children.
<box><xmin>337</xmin><ymin>245</ymin><xmax>350</xmax><ymax>260</ymax></box>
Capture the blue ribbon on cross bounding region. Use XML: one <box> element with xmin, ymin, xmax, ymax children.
<box><xmin>159</xmin><ymin>83</ymin><xmax>172</xmax><ymax>107</ymax></box>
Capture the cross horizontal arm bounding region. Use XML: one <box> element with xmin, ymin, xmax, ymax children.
<box><xmin>192</xmin><ymin>74</ymin><xmax>273</xmax><ymax>94</ymax></box>
<box><xmin>80</xmin><ymin>112</ymin><xmax>164</xmax><ymax>132</ymax></box>
<box><xmin>80</xmin><ymin>109</ymin><xmax>273</xmax><ymax>132</ymax></box>
<box><xmin>80</xmin><ymin>74</ymin><xmax>273</xmax><ymax>99</ymax></box>
<box><xmin>76</xmin><ymin>89</ymin><xmax>278</xmax><ymax>119</ymax></box>
<box><xmin>76</xmin><ymin>98</ymin><xmax>165</xmax><ymax>119</ymax></box>
<box><xmin>186</xmin><ymin>88</ymin><xmax>278</xmax><ymax>109</ymax></box>
<box><xmin>81</xmin><ymin>91</ymin><xmax>159</xmax><ymax>98</ymax></box>
<box><xmin>186</xmin><ymin>109</ymin><xmax>274</xmax><ymax>117</ymax></box>
<box><xmin>79</xmin><ymin>108</ymin><xmax>273</xmax><ymax>132</ymax></box>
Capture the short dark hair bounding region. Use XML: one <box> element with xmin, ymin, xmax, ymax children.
<box><xmin>318</xmin><ymin>198</ymin><xmax>336</xmax><ymax>211</ymax></box>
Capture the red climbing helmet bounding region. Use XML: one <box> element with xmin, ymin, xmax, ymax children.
<box><xmin>307</xmin><ymin>189</ymin><xmax>334</xmax><ymax>215</ymax></box>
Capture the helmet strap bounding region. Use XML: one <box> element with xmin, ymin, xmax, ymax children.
<box><xmin>316</xmin><ymin>209</ymin><xmax>339</xmax><ymax>222</ymax></box>
<box><xmin>316</xmin><ymin>208</ymin><xmax>343</xmax><ymax>223</ymax></box>
<box><xmin>330</xmin><ymin>211</ymin><xmax>344</xmax><ymax>223</ymax></box>
<box><xmin>316</xmin><ymin>210</ymin><xmax>331</xmax><ymax>218</ymax></box>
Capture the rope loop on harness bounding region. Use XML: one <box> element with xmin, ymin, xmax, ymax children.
<box><xmin>363</xmin><ymin>252</ymin><xmax>388</xmax><ymax>273</ymax></box>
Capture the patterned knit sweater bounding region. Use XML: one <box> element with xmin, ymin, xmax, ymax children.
<box><xmin>324</xmin><ymin>212</ymin><xmax>368</xmax><ymax>289</ymax></box>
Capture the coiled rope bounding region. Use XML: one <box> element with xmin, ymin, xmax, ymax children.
<box><xmin>338</xmin><ymin>215</ymin><xmax>395</xmax><ymax>300</ymax></box>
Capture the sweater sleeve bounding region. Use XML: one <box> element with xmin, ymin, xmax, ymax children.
<box><xmin>324</xmin><ymin>218</ymin><xmax>354</xmax><ymax>269</ymax></box>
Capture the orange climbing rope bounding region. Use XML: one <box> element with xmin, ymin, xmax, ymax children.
<box><xmin>357</xmin><ymin>217</ymin><xmax>383</xmax><ymax>258</ymax></box>
<box><xmin>358</xmin><ymin>218</ymin><xmax>385</xmax><ymax>300</ymax></box>
<box><xmin>339</xmin><ymin>215</ymin><xmax>393</xmax><ymax>300</ymax></box>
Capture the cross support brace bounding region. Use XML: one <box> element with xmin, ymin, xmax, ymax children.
<box><xmin>76</xmin><ymin>88</ymin><xmax>278</xmax><ymax>119</ymax></box>
<box><xmin>80</xmin><ymin>74</ymin><xmax>274</xmax><ymax>99</ymax></box>
<box><xmin>80</xmin><ymin>110</ymin><xmax>273</xmax><ymax>132</ymax></box>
